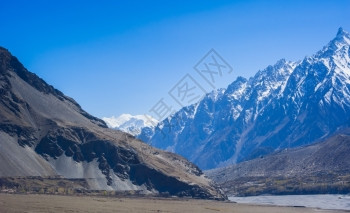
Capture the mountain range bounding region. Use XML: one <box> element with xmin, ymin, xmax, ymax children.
<box><xmin>102</xmin><ymin>114</ymin><xmax>158</xmax><ymax>136</ymax></box>
<box><xmin>139</xmin><ymin>28</ymin><xmax>350</xmax><ymax>170</ymax></box>
<box><xmin>0</xmin><ymin>47</ymin><xmax>224</xmax><ymax>199</ymax></box>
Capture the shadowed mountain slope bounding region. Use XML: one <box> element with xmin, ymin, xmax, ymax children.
<box><xmin>206</xmin><ymin>133</ymin><xmax>350</xmax><ymax>196</ymax></box>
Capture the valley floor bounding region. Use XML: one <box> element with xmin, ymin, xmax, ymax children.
<box><xmin>229</xmin><ymin>194</ymin><xmax>350</xmax><ymax>211</ymax></box>
<box><xmin>0</xmin><ymin>193</ymin><xmax>347</xmax><ymax>213</ymax></box>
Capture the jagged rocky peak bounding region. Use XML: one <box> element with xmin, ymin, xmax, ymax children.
<box><xmin>207</xmin><ymin>88</ymin><xmax>226</xmax><ymax>102</ymax></box>
<box><xmin>336</xmin><ymin>27</ymin><xmax>350</xmax><ymax>41</ymax></box>
<box><xmin>252</xmin><ymin>58</ymin><xmax>297</xmax><ymax>84</ymax></box>
<box><xmin>225</xmin><ymin>76</ymin><xmax>248</xmax><ymax>96</ymax></box>
<box><xmin>328</xmin><ymin>27</ymin><xmax>350</xmax><ymax>49</ymax></box>
<box><xmin>316</xmin><ymin>27</ymin><xmax>350</xmax><ymax>59</ymax></box>
<box><xmin>139</xmin><ymin>28</ymin><xmax>350</xmax><ymax>170</ymax></box>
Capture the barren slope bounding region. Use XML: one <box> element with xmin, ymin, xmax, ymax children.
<box><xmin>206</xmin><ymin>133</ymin><xmax>350</xmax><ymax>196</ymax></box>
<box><xmin>0</xmin><ymin>47</ymin><xmax>224</xmax><ymax>199</ymax></box>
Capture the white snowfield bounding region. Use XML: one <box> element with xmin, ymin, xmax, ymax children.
<box><xmin>229</xmin><ymin>195</ymin><xmax>350</xmax><ymax>211</ymax></box>
<box><xmin>102</xmin><ymin>114</ymin><xmax>158</xmax><ymax>136</ymax></box>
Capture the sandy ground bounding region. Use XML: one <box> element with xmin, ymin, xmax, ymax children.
<box><xmin>0</xmin><ymin>194</ymin><xmax>347</xmax><ymax>213</ymax></box>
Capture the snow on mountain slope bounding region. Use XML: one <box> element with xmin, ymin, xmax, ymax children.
<box><xmin>102</xmin><ymin>114</ymin><xmax>158</xmax><ymax>136</ymax></box>
<box><xmin>139</xmin><ymin>28</ymin><xmax>350</xmax><ymax>170</ymax></box>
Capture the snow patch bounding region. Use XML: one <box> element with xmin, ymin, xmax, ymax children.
<box><xmin>102</xmin><ymin>114</ymin><xmax>158</xmax><ymax>136</ymax></box>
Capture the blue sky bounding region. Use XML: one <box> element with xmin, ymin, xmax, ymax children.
<box><xmin>1</xmin><ymin>0</ymin><xmax>350</xmax><ymax>118</ymax></box>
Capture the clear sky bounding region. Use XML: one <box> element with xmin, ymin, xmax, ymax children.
<box><xmin>1</xmin><ymin>0</ymin><xmax>349</xmax><ymax>118</ymax></box>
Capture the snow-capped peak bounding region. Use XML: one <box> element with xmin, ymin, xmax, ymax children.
<box><xmin>316</xmin><ymin>27</ymin><xmax>350</xmax><ymax>59</ymax></box>
<box><xmin>208</xmin><ymin>88</ymin><xmax>226</xmax><ymax>101</ymax></box>
<box><xmin>336</xmin><ymin>27</ymin><xmax>350</xmax><ymax>41</ymax></box>
<box><xmin>332</xmin><ymin>27</ymin><xmax>350</xmax><ymax>48</ymax></box>
<box><xmin>138</xmin><ymin>28</ymin><xmax>350</xmax><ymax>170</ymax></box>
<box><xmin>102</xmin><ymin>114</ymin><xmax>158</xmax><ymax>136</ymax></box>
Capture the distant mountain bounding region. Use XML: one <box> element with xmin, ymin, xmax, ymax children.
<box><xmin>0</xmin><ymin>47</ymin><xmax>224</xmax><ymax>199</ymax></box>
<box><xmin>139</xmin><ymin>28</ymin><xmax>350</xmax><ymax>170</ymax></box>
<box><xmin>102</xmin><ymin>114</ymin><xmax>158</xmax><ymax>136</ymax></box>
<box><xmin>206</xmin><ymin>132</ymin><xmax>350</xmax><ymax>196</ymax></box>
